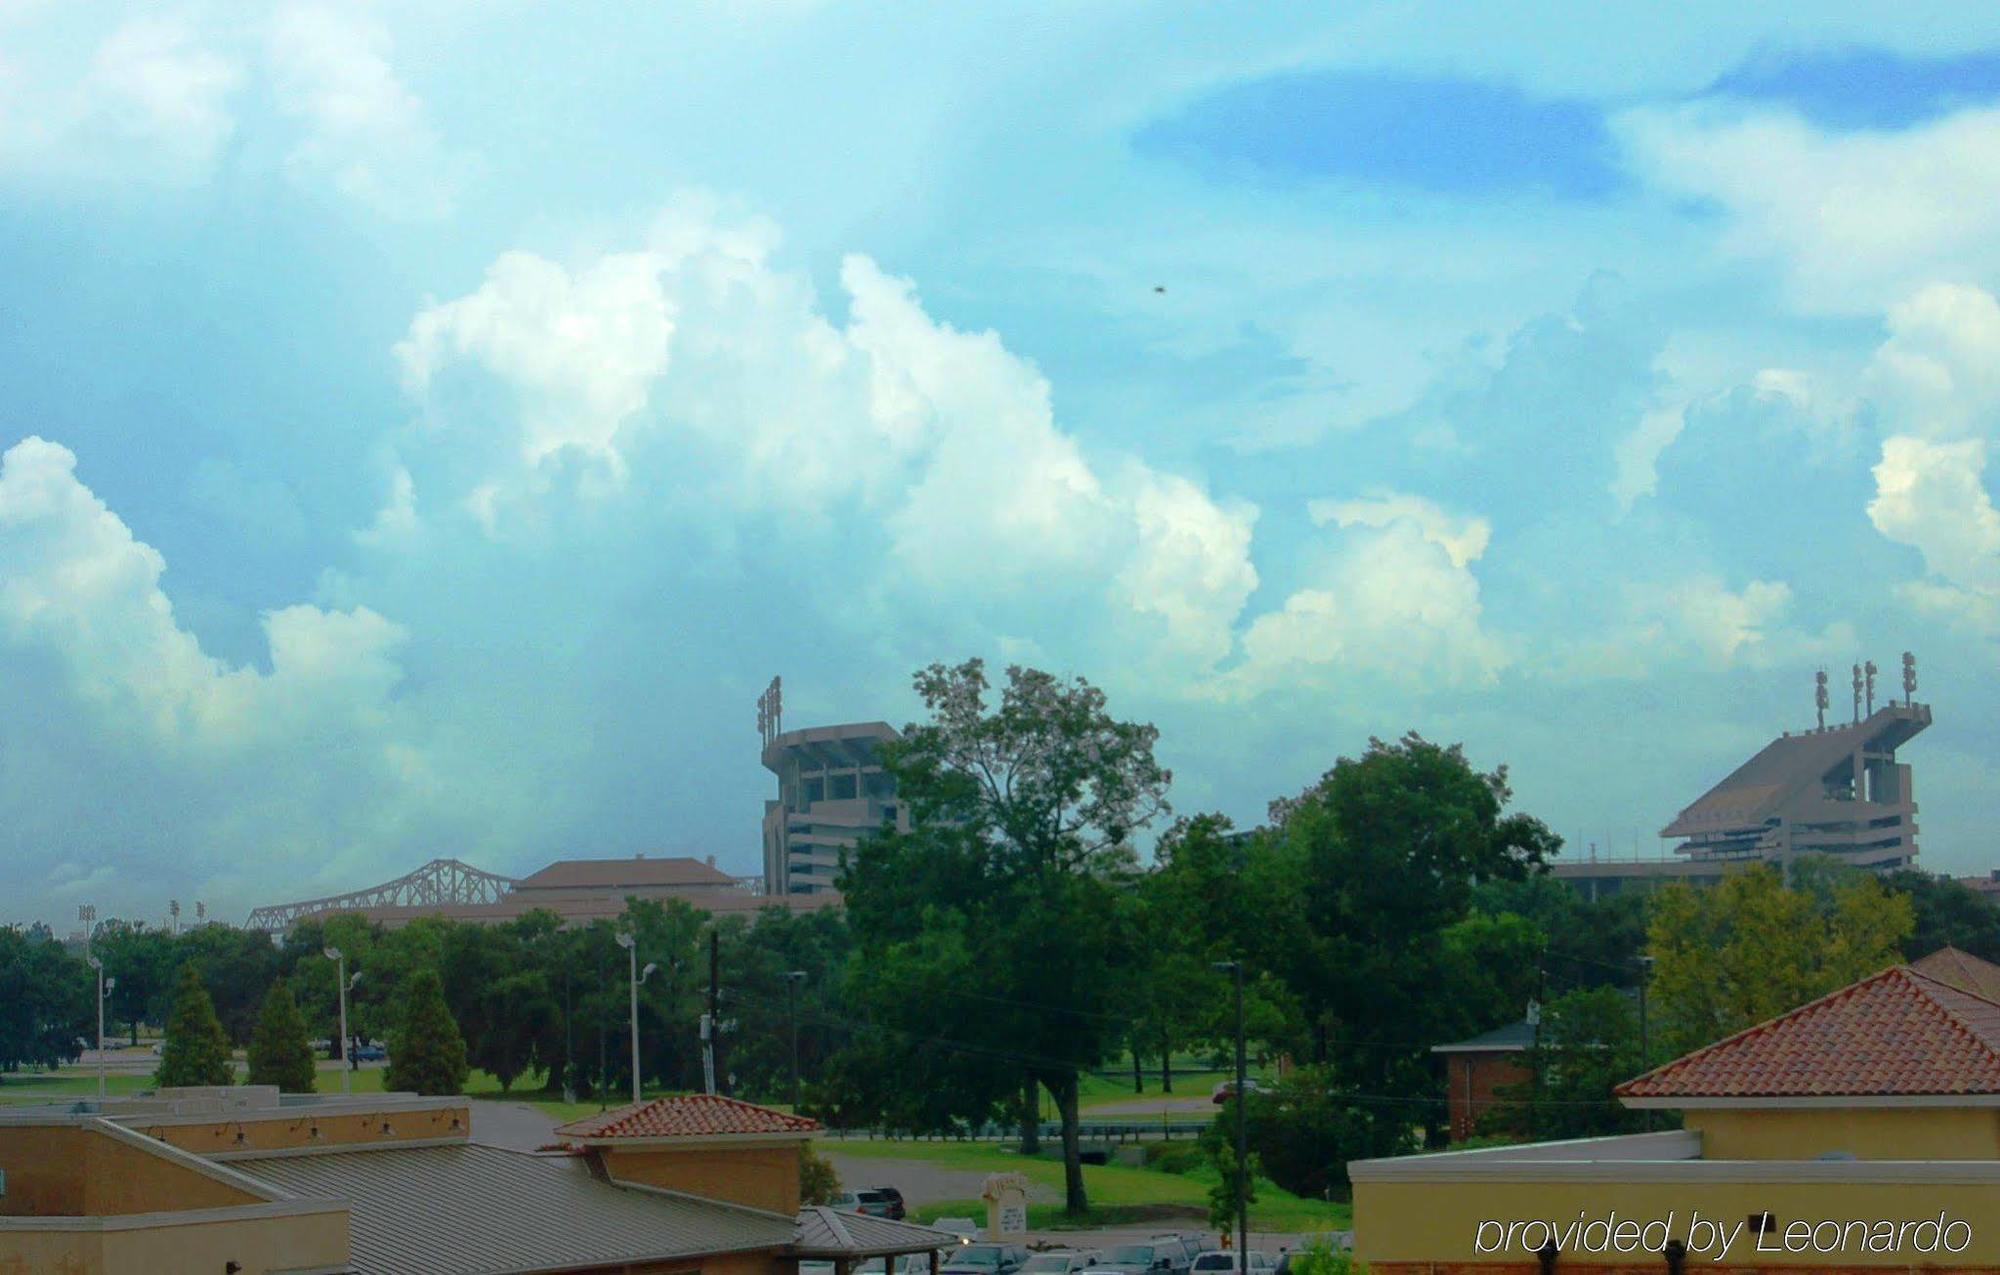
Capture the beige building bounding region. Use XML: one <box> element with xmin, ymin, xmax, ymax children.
<box><xmin>1352</xmin><ymin>946</ymin><xmax>2000</xmax><ymax>1272</ymax></box>
<box><xmin>1</xmin><ymin>1087</ymin><xmax>953</xmax><ymax>1274</ymax></box>
<box><xmin>762</xmin><ymin>723</ymin><xmax>909</xmax><ymax>897</ymax></box>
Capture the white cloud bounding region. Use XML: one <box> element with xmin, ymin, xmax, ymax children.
<box><xmin>1618</xmin><ymin>104</ymin><xmax>2000</xmax><ymax>314</ymax></box>
<box><xmin>0</xmin><ymin>436</ymin><xmax>406</xmax><ymax>748</ymax></box>
<box><xmin>391</xmin><ymin>199</ymin><xmax>1261</xmax><ymax>677</ymax></box>
<box><xmin>267</xmin><ymin>3</ymin><xmax>457</xmax><ymax>216</ymax></box>
<box><xmin>1558</xmin><ymin>575</ymin><xmax>1853</xmax><ymax>678</ymax></box>
<box><xmin>1223</xmin><ymin>492</ymin><xmax>1504</xmax><ymax>696</ymax></box>
<box><xmin>1861</xmin><ymin>285</ymin><xmax>2000</xmax><ymax>636</ymax></box>
<box><xmin>0</xmin><ymin>16</ymin><xmax>239</xmax><ymax>187</ymax></box>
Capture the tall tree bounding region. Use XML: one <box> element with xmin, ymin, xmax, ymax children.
<box><xmin>1648</xmin><ymin>860</ymin><xmax>1913</xmax><ymax>1055</ymax></box>
<box><xmin>1274</xmin><ymin>733</ymin><xmax>1557</xmax><ymax>1138</ymax></box>
<box><xmin>0</xmin><ymin>926</ymin><xmax>90</xmax><ymax>1074</ymax></box>
<box><xmin>156</xmin><ymin>964</ymin><xmax>234</xmax><ymax>1087</ymax></box>
<box><xmin>1882</xmin><ymin>869</ymin><xmax>2000</xmax><ymax>963</ymax></box>
<box><xmin>843</xmin><ymin>659</ymin><xmax>1170</xmax><ymax>1215</ymax></box>
<box><xmin>247</xmin><ymin>979</ymin><xmax>317</xmax><ymax>1093</ymax></box>
<box><xmin>385</xmin><ymin>967</ymin><xmax>469</xmax><ymax>1096</ymax></box>
<box><xmin>1487</xmin><ymin>985</ymin><xmax>1647</xmax><ymax>1141</ymax></box>
<box><xmin>92</xmin><ymin>922</ymin><xmax>175</xmax><ymax>1045</ymax></box>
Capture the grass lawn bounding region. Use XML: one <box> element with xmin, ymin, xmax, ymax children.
<box><xmin>817</xmin><ymin>1136</ymin><xmax>1351</xmax><ymax>1232</ymax></box>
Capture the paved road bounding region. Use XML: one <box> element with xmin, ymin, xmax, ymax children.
<box><xmin>824</xmin><ymin>1154</ymin><xmax>1062</xmax><ymax>1208</ymax></box>
<box><xmin>1083</xmin><ymin>1095</ymin><xmax>1215</xmax><ymax>1117</ymax></box>
<box><xmin>470</xmin><ymin>1101</ymin><xmax>562</xmax><ymax>1151</ymax></box>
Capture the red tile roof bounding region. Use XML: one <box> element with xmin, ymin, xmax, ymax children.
<box><xmin>1909</xmin><ymin>945</ymin><xmax>2000</xmax><ymax>1004</ymax></box>
<box><xmin>555</xmin><ymin>1094</ymin><xmax>821</xmax><ymax>1140</ymax></box>
<box><xmin>1617</xmin><ymin>965</ymin><xmax>2000</xmax><ymax>1100</ymax></box>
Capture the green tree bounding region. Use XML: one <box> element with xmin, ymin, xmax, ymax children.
<box><xmin>1273</xmin><ymin>733</ymin><xmax>1558</xmax><ymax>1138</ymax></box>
<box><xmin>800</xmin><ymin>1143</ymin><xmax>841</xmax><ymax>1205</ymax></box>
<box><xmin>1235</xmin><ymin>1065</ymin><xmax>1413</xmax><ymax>1201</ymax></box>
<box><xmin>385</xmin><ymin>967</ymin><xmax>469</xmax><ymax>1096</ymax></box>
<box><xmin>1882</xmin><ymin>869</ymin><xmax>2000</xmax><ymax>963</ymax></box>
<box><xmin>1648</xmin><ymin>861</ymin><xmax>1913</xmax><ymax>1055</ymax></box>
<box><xmin>0</xmin><ymin>926</ymin><xmax>91</xmax><ymax>1074</ymax></box>
<box><xmin>174</xmin><ymin>924</ymin><xmax>282</xmax><ymax>1045</ymax></box>
<box><xmin>246</xmin><ymin>979</ymin><xmax>317</xmax><ymax>1093</ymax></box>
<box><xmin>92</xmin><ymin>922</ymin><xmax>175</xmax><ymax>1045</ymax></box>
<box><xmin>842</xmin><ymin>658</ymin><xmax>1170</xmax><ymax>1216</ymax></box>
<box><xmin>1486</xmin><ymin>986</ymin><xmax>1647</xmax><ymax>1142</ymax></box>
<box><xmin>1203</xmin><ymin>1131</ymin><xmax>1259</xmax><ymax>1235</ymax></box>
<box><xmin>156</xmin><ymin>963</ymin><xmax>234</xmax><ymax>1087</ymax></box>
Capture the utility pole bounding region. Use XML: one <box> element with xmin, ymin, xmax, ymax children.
<box><xmin>323</xmin><ymin>946</ymin><xmax>355</xmax><ymax>1096</ymax></box>
<box><xmin>85</xmin><ymin>955</ymin><xmax>111</xmax><ymax>1102</ymax></box>
<box><xmin>786</xmin><ymin>970</ymin><xmax>808</xmax><ymax>1110</ymax></box>
<box><xmin>1212</xmin><ymin>960</ymin><xmax>1248</xmax><ymax>1266</ymax></box>
<box><xmin>1637</xmin><ymin>954</ymin><xmax>1655</xmax><ymax>1132</ymax></box>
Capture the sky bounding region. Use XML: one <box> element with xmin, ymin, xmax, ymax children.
<box><xmin>5</xmin><ymin>2</ymin><xmax>2000</xmax><ymax>927</ymax></box>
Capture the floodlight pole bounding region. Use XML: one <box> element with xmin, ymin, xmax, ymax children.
<box><xmin>1213</xmin><ymin>960</ymin><xmax>1248</xmax><ymax>1265</ymax></box>
<box><xmin>86</xmin><ymin>956</ymin><xmax>108</xmax><ymax>1102</ymax></box>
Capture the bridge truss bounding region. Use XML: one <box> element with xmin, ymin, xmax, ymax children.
<box><xmin>244</xmin><ymin>858</ymin><xmax>519</xmax><ymax>932</ymax></box>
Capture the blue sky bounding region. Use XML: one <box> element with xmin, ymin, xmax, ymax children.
<box><xmin>6</xmin><ymin>2</ymin><xmax>2000</xmax><ymax>925</ymax></box>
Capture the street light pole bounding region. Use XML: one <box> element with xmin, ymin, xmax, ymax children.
<box><xmin>1637</xmin><ymin>953</ymin><xmax>1656</xmax><ymax>1132</ymax></box>
<box><xmin>85</xmin><ymin>956</ymin><xmax>109</xmax><ymax>1102</ymax></box>
<box><xmin>785</xmin><ymin>970</ymin><xmax>808</xmax><ymax>1110</ymax></box>
<box><xmin>1212</xmin><ymin>960</ymin><xmax>1248</xmax><ymax>1266</ymax></box>
<box><xmin>615</xmin><ymin>933</ymin><xmax>656</xmax><ymax>1107</ymax></box>
<box><xmin>324</xmin><ymin>947</ymin><xmax>352</xmax><ymax>1095</ymax></box>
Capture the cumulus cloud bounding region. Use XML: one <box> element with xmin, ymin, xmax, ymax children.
<box><xmin>0</xmin><ymin>436</ymin><xmax>449</xmax><ymax>912</ymax></box>
<box><xmin>1557</xmin><ymin>575</ymin><xmax>1854</xmax><ymax>679</ymax></box>
<box><xmin>267</xmin><ymin>3</ymin><xmax>459</xmax><ymax>217</ymax></box>
<box><xmin>1222</xmin><ymin>492</ymin><xmax>1504</xmax><ymax>696</ymax></box>
<box><xmin>1864</xmin><ymin>284</ymin><xmax>2000</xmax><ymax>635</ymax></box>
<box><xmin>390</xmin><ymin>200</ymin><xmax>1260</xmax><ymax>677</ymax></box>
<box><xmin>1618</xmin><ymin>102</ymin><xmax>2000</xmax><ymax>314</ymax></box>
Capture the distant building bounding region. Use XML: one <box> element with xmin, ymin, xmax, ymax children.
<box><xmin>760</xmin><ymin>720</ymin><xmax>909</xmax><ymax>896</ymax></box>
<box><xmin>1959</xmin><ymin>871</ymin><xmax>2000</xmax><ymax>903</ymax></box>
<box><xmin>1552</xmin><ymin>661</ymin><xmax>1932</xmax><ymax>896</ymax></box>
<box><xmin>244</xmin><ymin>854</ymin><xmax>832</xmax><ymax>933</ymax></box>
<box><xmin>1432</xmin><ymin>1020</ymin><xmax>1535</xmax><ymax>1141</ymax></box>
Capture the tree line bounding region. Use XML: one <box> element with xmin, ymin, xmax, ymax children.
<box><xmin>2</xmin><ymin>655</ymin><xmax>1988</xmax><ymax>1219</ymax></box>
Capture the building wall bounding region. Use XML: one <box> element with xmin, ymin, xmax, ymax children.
<box><xmin>1</xmin><ymin>1209</ymin><xmax>349</xmax><ymax>1275</ymax></box>
<box><xmin>1356</xmin><ymin>1176</ymin><xmax>2000</xmax><ymax>1269</ymax></box>
<box><xmin>0</xmin><ymin>1125</ymin><xmax>260</xmax><ymax>1217</ymax></box>
<box><xmin>602</xmin><ymin>1142</ymin><xmax>804</xmax><ymax>1214</ymax></box>
<box><xmin>1685</xmin><ymin>1106</ymin><xmax>2000</xmax><ymax>1161</ymax></box>
<box><xmin>1443</xmin><ymin>1053</ymin><xmax>1532</xmax><ymax>1141</ymax></box>
<box><xmin>130</xmin><ymin>1103</ymin><xmax>471</xmax><ymax>1158</ymax></box>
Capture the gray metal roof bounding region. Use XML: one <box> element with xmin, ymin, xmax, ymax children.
<box><xmin>1431</xmin><ymin>1020</ymin><xmax>1536</xmax><ymax>1054</ymax></box>
<box><xmin>793</xmin><ymin>1207</ymin><xmax>963</xmax><ymax>1257</ymax></box>
<box><xmin>240</xmin><ymin>1143</ymin><xmax>795</xmax><ymax>1275</ymax></box>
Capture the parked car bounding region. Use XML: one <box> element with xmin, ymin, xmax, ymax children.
<box><xmin>940</xmin><ymin>1243</ymin><xmax>1030</xmax><ymax>1275</ymax></box>
<box><xmin>827</xmin><ymin>1191</ymin><xmax>863</xmax><ymax>1212</ymax></box>
<box><xmin>869</xmin><ymin>1185</ymin><xmax>908</xmax><ymax>1220</ymax></box>
<box><xmin>1155</xmin><ymin>1234</ymin><xmax>1207</xmax><ymax>1273</ymax></box>
<box><xmin>1193</xmin><ymin>1252</ymin><xmax>1277</xmax><ymax>1274</ymax></box>
<box><xmin>932</xmin><ymin>1217</ymin><xmax>979</xmax><ymax>1241</ymax></box>
<box><xmin>847</xmin><ymin>1189</ymin><xmax>898</xmax><ymax>1218</ymax></box>
<box><xmin>857</xmin><ymin>1257</ymin><xmax>930</xmax><ymax>1275</ymax></box>
<box><xmin>1097</xmin><ymin>1243</ymin><xmax>1185</xmax><ymax>1275</ymax></box>
<box><xmin>353</xmin><ymin>1042</ymin><xmax>387</xmax><ymax>1063</ymax></box>
<box><xmin>1020</xmin><ymin>1251</ymin><xmax>1099</xmax><ymax>1275</ymax></box>
<box><xmin>1209</xmin><ymin>1079</ymin><xmax>1264</xmax><ymax>1104</ymax></box>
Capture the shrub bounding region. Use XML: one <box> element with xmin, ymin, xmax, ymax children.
<box><xmin>1232</xmin><ymin>1065</ymin><xmax>1413</xmax><ymax>1201</ymax></box>
<box><xmin>800</xmin><ymin>1143</ymin><xmax>841</xmax><ymax>1205</ymax></box>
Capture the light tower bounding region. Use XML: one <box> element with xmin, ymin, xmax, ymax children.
<box><xmin>1903</xmin><ymin>651</ymin><xmax>1918</xmax><ymax>705</ymax></box>
<box><xmin>1865</xmin><ymin>660</ymin><xmax>1877</xmax><ymax>715</ymax></box>
<box><xmin>1815</xmin><ymin>669</ymin><xmax>1829</xmax><ymax>731</ymax></box>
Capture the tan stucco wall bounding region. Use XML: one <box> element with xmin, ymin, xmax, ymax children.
<box><xmin>1355</xmin><ymin>1176</ymin><xmax>2000</xmax><ymax>1269</ymax></box>
<box><xmin>2</xmin><ymin>1208</ymin><xmax>349</xmax><ymax>1275</ymax></box>
<box><xmin>132</xmin><ymin>1102</ymin><xmax>470</xmax><ymax>1157</ymax></box>
<box><xmin>0</xmin><ymin>1125</ymin><xmax>257</xmax><ymax>1217</ymax></box>
<box><xmin>1686</xmin><ymin>1106</ymin><xmax>2000</xmax><ymax>1160</ymax></box>
<box><xmin>603</xmin><ymin>1141</ymin><xmax>804</xmax><ymax>1213</ymax></box>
